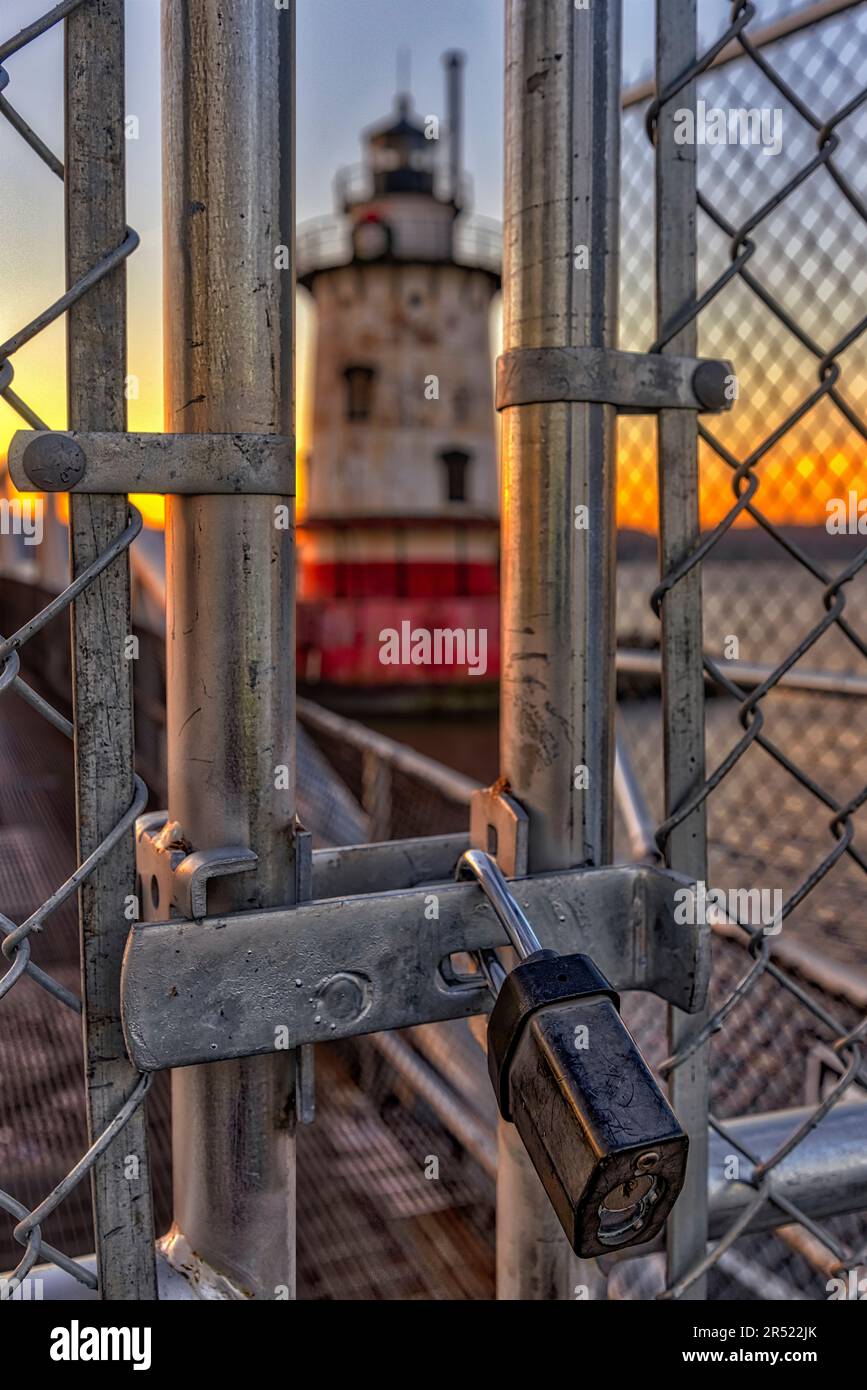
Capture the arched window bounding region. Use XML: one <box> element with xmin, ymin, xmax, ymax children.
<box><xmin>343</xmin><ymin>365</ymin><xmax>376</xmax><ymax>422</ymax></box>
<box><xmin>440</xmin><ymin>449</ymin><xmax>471</xmax><ymax>503</ymax></box>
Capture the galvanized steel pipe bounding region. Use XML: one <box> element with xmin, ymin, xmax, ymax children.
<box><xmin>161</xmin><ymin>0</ymin><xmax>297</xmax><ymax>1299</ymax></box>
<box><xmin>497</xmin><ymin>0</ymin><xmax>622</xmax><ymax>1299</ymax></box>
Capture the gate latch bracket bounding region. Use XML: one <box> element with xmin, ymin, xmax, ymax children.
<box><xmin>134</xmin><ymin>811</ymin><xmax>316</xmax><ymax>1123</ymax></box>
<box><xmin>122</xmin><ymin>820</ymin><xmax>709</xmax><ymax>1072</ymax></box>
<box><xmin>135</xmin><ymin>810</ymin><xmax>312</xmax><ymax>923</ymax></box>
<box><xmin>8</xmin><ymin>429</ymin><xmax>296</xmax><ymax>496</ymax></box>
<box><xmin>496</xmin><ymin>346</ymin><xmax>735</xmax><ymax>414</ymax></box>
<box><xmin>135</xmin><ymin>812</ymin><xmax>259</xmax><ymax>923</ymax></box>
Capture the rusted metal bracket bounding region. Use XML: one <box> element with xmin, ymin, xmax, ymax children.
<box><xmin>469</xmin><ymin>784</ymin><xmax>528</xmax><ymax>876</ymax></box>
<box><xmin>496</xmin><ymin>346</ymin><xmax>735</xmax><ymax>414</ymax></box>
<box><xmin>135</xmin><ymin>812</ymin><xmax>258</xmax><ymax>922</ymax></box>
<box><xmin>8</xmin><ymin>430</ymin><xmax>296</xmax><ymax>495</ymax></box>
<box><xmin>135</xmin><ymin>811</ymin><xmax>312</xmax><ymax>922</ymax></box>
<box><xmin>120</xmin><ymin>856</ymin><xmax>709</xmax><ymax>1072</ymax></box>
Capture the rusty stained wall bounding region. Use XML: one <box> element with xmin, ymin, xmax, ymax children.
<box><xmin>305</xmin><ymin>260</ymin><xmax>500</xmax><ymax>519</ymax></box>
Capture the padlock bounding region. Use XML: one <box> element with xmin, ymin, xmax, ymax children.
<box><xmin>459</xmin><ymin>849</ymin><xmax>689</xmax><ymax>1258</ymax></box>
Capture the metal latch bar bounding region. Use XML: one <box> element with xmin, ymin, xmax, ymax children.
<box><xmin>496</xmin><ymin>346</ymin><xmax>735</xmax><ymax>414</ymax></box>
<box><xmin>9</xmin><ymin>430</ymin><xmax>296</xmax><ymax>495</ymax></box>
<box><xmin>120</xmin><ymin>861</ymin><xmax>708</xmax><ymax>1072</ymax></box>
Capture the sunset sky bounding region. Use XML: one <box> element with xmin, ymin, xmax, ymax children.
<box><xmin>0</xmin><ymin>0</ymin><xmax>849</xmax><ymax>532</ymax></box>
<box><xmin>2</xmin><ymin>0</ymin><xmax>514</xmax><ymax>521</ymax></box>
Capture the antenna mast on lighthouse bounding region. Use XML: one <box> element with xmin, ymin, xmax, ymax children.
<box><xmin>444</xmin><ymin>51</ymin><xmax>465</xmax><ymax>209</ymax></box>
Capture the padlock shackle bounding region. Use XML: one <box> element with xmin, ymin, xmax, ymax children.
<box><xmin>457</xmin><ymin>849</ymin><xmax>544</xmax><ymax>962</ymax></box>
<box><xmin>457</xmin><ymin>850</ymin><xmax>688</xmax><ymax>1258</ymax></box>
<box><xmin>475</xmin><ymin>948</ymin><xmax>508</xmax><ymax>995</ymax></box>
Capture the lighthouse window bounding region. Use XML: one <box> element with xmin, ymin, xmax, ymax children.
<box><xmin>344</xmin><ymin>365</ymin><xmax>376</xmax><ymax>422</ymax></box>
<box><xmin>441</xmin><ymin>449</ymin><xmax>471</xmax><ymax>503</ymax></box>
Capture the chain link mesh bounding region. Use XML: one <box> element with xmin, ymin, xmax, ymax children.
<box><xmin>0</xmin><ymin>0</ymin><xmax>149</xmax><ymax>1295</ymax></box>
<box><xmin>2</xmin><ymin>0</ymin><xmax>866</xmax><ymax>1302</ymax></box>
<box><xmin>631</xmin><ymin>0</ymin><xmax>867</xmax><ymax>1299</ymax></box>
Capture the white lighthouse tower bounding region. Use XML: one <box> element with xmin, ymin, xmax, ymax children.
<box><xmin>297</xmin><ymin>53</ymin><xmax>501</xmax><ymax>708</ymax></box>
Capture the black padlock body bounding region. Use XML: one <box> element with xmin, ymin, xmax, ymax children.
<box><xmin>507</xmin><ymin>994</ymin><xmax>689</xmax><ymax>1257</ymax></box>
<box><xmin>487</xmin><ymin>950</ymin><xmax>620</xmax><ymax>1116</ymax></box>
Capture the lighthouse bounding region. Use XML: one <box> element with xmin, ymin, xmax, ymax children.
<box><xmin>297</xmin><ymin>53</ymin><xmax>501</xmax><ymax>710</ymax></box>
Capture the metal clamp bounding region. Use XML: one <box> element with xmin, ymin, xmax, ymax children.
<box><xmin>496</xmin><ymin>346</ymin><xmax>735</xmax><ymax>414</ymax></box>
<box><xmin>9</xmin><ymin>430</ymin><xmax>296</xmax><ymax>495</ymax></box>
<box><xmin>135</xmin><ymin>812</ymin><xmax>258</xmax><ymax>922</ymax></box>
<box><xmin>135</xmin><ymin>810</ymin><xmax>313</xmax><ymax>923</ymax></box>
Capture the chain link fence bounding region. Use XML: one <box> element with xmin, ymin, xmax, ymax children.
<box><xmin>616</xmin><ymin>1</ymin><xmax>867</xmax><ymax>1008</ymax></box>
<box><xmin>1</xmin><ymin>0</ymin><xmax>866</xmax><ymax>1302</ymax></box>
<box><xmin>0</xmin><ymin>0</ymin><xmax>156</xmax><ymax>1299</ymax></box>
<box><xmin>621</xmin><ymin>0</ymin><xmax>867</xmax><ymax>1298</ymax></box>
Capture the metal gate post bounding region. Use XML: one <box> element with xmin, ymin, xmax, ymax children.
<box><xmin>654</xmin><ymin>0</ymin><xmax>710</xmax><ymax>1299</ymax></box>
<box><xmin>498</xmin><ymin>0</ymin><xmax>622</xmax><ymax>1299</ymax></box>
<box><xmin>161</xmin><ymin>0</ymin><xmax>297</xmax><ymax>1298</ymax></box>
<box><xmin>66</xmin><ymin>0</ymin><xmax>157</xmax><ymax>1301</ymax></box>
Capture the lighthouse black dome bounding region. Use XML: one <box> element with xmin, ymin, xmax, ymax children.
<box><xmin>364</xmin><ymin>95</ymin><xmax>436</xmax><ymax>198</ymax></box>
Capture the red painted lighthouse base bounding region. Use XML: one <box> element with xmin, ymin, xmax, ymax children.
<box><xmin>297</xmin><ymin>518</ymin><xmax>500</xmax><ymax>711</ymax></box>
<box><xmin>298</xmin><ymin>594</ymin><xmax>499</xmax><ymax>713</ymax></box>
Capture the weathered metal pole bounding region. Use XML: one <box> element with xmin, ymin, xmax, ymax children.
<box><xmin>65</xmin><ymin>0</ymin><xmax>156</xmax><ymax>1301</ymax></box>
<box><xmin>161</xmin><ymin>0</ymin><xmax>297</xmax><ymax>1298</ymax></box>
<box><xmin>498</xmin><ymin>0</ymin><xmax>622</xmax><ymax>1299</ymax></box>
<box><xmin>654</xmin><ymin>0</ymin><xmax>710</xmax><ymax>1300</ymax></box>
